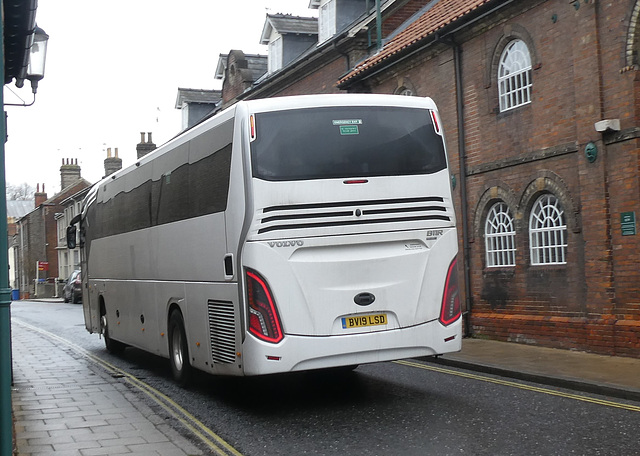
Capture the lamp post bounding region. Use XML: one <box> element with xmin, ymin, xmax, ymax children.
<box><xmin>1</xmin><ymin>24</ymin><xmax>49</xmax><ymax>456</ymax></box>
<box><xmin>5</xmin><ymin>26</ymin><xmax>49</xmax><ymax>107</ymax></box>
<box><xmin>26</xmin><ymin>26</ymin><xmax>49</xmax><ymax>94</ymax></box>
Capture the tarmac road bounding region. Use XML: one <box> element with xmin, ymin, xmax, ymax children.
<box><xmin>11</xmin><ymin>300</ymin><xmax>640</xmax><ymax>456</ymax></box>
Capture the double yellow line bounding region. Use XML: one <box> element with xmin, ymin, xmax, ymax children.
<box><xmin>14</xmin><ymin>320</ymin><xmax>243</xmax><ymax>456</ymax></box>
<box><xmin>16</xmin><ymin>317</ymin><xmax>638</xmax><ymax>456</ymax></box>
<box><xmin>395</xmin><ymin>359</ymin><xmax>640</xmax><ymax>412</ymax></box>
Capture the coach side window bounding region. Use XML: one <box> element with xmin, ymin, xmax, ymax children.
<box><xmin>498</xmin><ymin>39</ymin><xmax>532</xmax><ymax>112</ymax></box>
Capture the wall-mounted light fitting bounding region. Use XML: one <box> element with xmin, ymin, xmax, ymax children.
<box><xmin>6</xmin><ymin>25</ymin><xmax>49</xmax><ymax>107</ymax></box>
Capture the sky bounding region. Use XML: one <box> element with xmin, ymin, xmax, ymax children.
<box><xmin>4</xmin><ymin>0</ymin><xmax>317</xmax><ymax>196</ymax></box>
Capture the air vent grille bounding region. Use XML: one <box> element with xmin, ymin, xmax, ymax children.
<box><xmin>258</xmin><ymin>196</ymin><xmax>451</xmax><ymax>235</ymax></box>
<box><xmin>207</xmin><ymin>300</ymin><xmax>236</xmax><ymax>364</ymax></box>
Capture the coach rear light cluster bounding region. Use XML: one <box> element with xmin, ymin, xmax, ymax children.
<box><xmin>246</xmin><ymin>269</ymin><xmax>284</xmax><ymax>343</ymax></box>
<box><xmin>250</xmin><ymin>114</ymin><xmax>256</xmax><ymax>140</ymax></box>
<box><xmin>439</xmin><ymin>258</ymin><xmax>461</xmax><ymax>326</ymax></box>
<box><xmin>430</xmin><ymin>110</ymin><xmax>441</xmax><ymax>134</ymax></box>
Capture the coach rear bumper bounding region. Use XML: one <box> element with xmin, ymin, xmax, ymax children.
<box><xmin>240</xmin><ymin>317</ymin><xmax>462</xmax><ymax>376</ymax></box>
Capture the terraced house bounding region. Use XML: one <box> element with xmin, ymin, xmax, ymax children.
<box><xmin>213</xmin><ymin>0</ymin><xmax>640</xmax><ymax>358</ymax></box>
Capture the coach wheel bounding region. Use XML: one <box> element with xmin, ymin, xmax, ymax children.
<box><xmin>101</xmin><ymin>307</ymin><xmax>126</xmax><ymax>354</ymax></box>
<box><xmin>168</xmin><ymin>310</ymin><xmax>193</xmax><ymax>386</ymax></box>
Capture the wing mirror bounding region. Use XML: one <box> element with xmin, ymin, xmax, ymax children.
<box><xmin>66</xmin><ymin>225</ymin><xmax>77</xmax><ymax>249</ymax></box>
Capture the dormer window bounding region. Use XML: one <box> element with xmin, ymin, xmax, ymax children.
<box><xmin>268</xmin><ymin>36</ymin><xmax>283</xmax><ymax>73</ymax></box>
<box><xmin>318</xmin><ymin>0</ymin><xmax>336</xmax><ymax>43</ymax></box>
<box><xmin>260</xmin><ymin>14</ymin><xmax>318</xmax><ymax>75</ymax></box>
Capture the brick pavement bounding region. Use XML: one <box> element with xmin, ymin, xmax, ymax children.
<box><xmin>11</xmin><ymin>321</ymin><xmax>203</xmax><ymax>456</ymax></box>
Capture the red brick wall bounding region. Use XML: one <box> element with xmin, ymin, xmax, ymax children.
<box><xmin>382</xmin><ymin>0</ymin><xmax>426</xmax><ymax>37</ymax></box>
<box><xmin>269</xmin><ymin>56</ymin><xmax>349</xmax><ymax>97</ymax></box>
<box><xmin>354</xmin><ymin>0</ymin><xmax>640</xmax><ymax>357</ymax></box>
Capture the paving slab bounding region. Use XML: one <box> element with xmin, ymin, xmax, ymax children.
<box><xmin>430</xmin><ymin>338</ymin><xmax>640</xmax><ymax>400</ymax></box>
<box><xmin>11</xmin><ymin>321</ymin><xmax>203</xmax><ymax>456</ymax></box>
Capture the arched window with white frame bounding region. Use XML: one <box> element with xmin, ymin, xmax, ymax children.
<box><xmin>498</xmin><ymin>39</ymin><xmax>532</xmax><ymax>112</ymax></box>
<box><xmin>485</xmin><ymin>202</ymin><xmax>516</xmax><ymax>267</ymax></box>
<box><xmin>529</xmin><ymin>194</ymin><xmax>567</xmax><ymax>265</ymax></box>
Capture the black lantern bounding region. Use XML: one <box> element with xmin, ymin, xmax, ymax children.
<box><xmin>26</xmin><ymin>26</ymin><xmax>49</xmax><ymax>94</ymax></box>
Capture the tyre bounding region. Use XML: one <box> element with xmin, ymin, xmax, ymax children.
<box><xmin>168</xmin><ymin>310</ymin><xmax>193</xmax><ymax>386</ymax></box>
<box><xmin>101</xmin><ymin>309</ymin><xmax>126</xmax><ymax>354</ymax></box>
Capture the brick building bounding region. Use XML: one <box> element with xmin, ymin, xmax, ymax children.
<box><xmin>16</xmin><ymin>160</ymin><xmax>91</xmax><ymax>298</ymax></box>
<box><xmin>337</xmin><ymin>0</ymin><xmax>640</xmax><ymax>357</ymax></box>
<box><xmin>192</xmin><ymin>0</ymin><xmax>639</xmax><ymax>357</ymax></box>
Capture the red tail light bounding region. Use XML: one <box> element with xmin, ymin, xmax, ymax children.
<box><xmin>430</xmin><ymin>110</ymin><xmax>440</xmax><ymax>134</ymax></box>
<box><xmin>246</xmin><ymin>269</ymin><xmax>283</xmax><ymax>343</ymax></box>
<box><xmin>250</xmin><ymin>114</ymin><xmax>256</xmax><ymax>140</ymax></box>
<box><xmin>439</xmin><ymin>258</ymin><xmax>461</xmax><ymax>326</ymax></box>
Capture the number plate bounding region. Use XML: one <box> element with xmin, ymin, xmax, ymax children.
<box><xmin>341</xmin><ymin>313</ymin><xmax>387</xmax><ymax>329</ymax></box>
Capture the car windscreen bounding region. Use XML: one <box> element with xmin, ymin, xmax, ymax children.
<box><xmin>250</xmin><ymin>106</ymin><xmax>447</xmax><ymax>181</ymax></box>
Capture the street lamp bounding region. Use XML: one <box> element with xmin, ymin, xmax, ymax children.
<box><xmin>1</xmin><ymin>22</ymin><xmax>49</xmax><ymax>456</ymax></box>
<box><xmin>26</xmin><ymin>26</ymin><xmax>49</xmax><ymax>95</ymax></box>
<box><xmin>6</xmin><ymin>25</ymin><xmax>49</xmax><ymax>106</ymax></box>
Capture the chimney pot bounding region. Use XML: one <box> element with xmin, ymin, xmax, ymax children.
<box><xmin>34</xmin><ymin>183</ymin><xmax>48</xmax><ymax>207</ymax></box>
<box><xmin>104</xmin><ymin>146</ymin><xmax>123</xmax><ymax>178</ymax></box>
<box><xmin>147</xmin><ymin>132</ymin><xmax>153</xmax><ymax>144</ymax></box>
<box><xmin>140</xmin><ymin>132</ymin><xmax>146</xmax><ymax>143</ymax></box>
<box><xmin>60</xmin><ymin>157</ymin><xmax>82</xmax><ymax>189</ymax></box>
<box><xmin>107</xmin><ymin>147</ymin><xmax>111</xmax><ymax>158</ymax></box>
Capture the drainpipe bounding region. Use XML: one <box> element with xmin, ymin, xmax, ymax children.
<box><xmin>333</xmin><ymin>41</ymin><xmax>350</xmax><ymax>73</ymax></box>
<box><xmin>375</xmin><ymin>0</ymin><xmax>382</xmax><ymax>51</ymax></box>
<box><xmin>453</xmin><ymin>41</ymin><xmax>473</xmax><ymax>337</ymax></box>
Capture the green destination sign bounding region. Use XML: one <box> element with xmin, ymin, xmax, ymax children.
<box><xmin>339</xmin><ymin>125</ymin><xmax>359</xmax><ymax>135</ymax></box>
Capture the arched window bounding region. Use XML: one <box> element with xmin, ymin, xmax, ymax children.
<box><xmin>498</xmin><ymin>39</ymin><xmax>532</xmax><ymax>112</ymax></box>
<box><xmin>529</xmin><ymin>194</ymin><xmax>567</xmax><ymax>265</ymax></box>
<box><xmin>485</xmin><ymin>202</ymin><xmax>516</xmax><ymax>267</ymax></box>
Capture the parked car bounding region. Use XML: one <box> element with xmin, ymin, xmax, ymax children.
<box><xmin>63</xmin><ymin>270</ymin><xmax>82</xmax><ymax>304</ymax></box>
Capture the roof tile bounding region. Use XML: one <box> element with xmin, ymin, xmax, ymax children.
<box><xmin>338</xmin><ymin>0</ymin><xmax>493</xmax><ymax>85</ymax></box>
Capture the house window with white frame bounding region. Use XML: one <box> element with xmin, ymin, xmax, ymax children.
<box><xmin>268</xmin><ymin>36</ymin><xmax>283</xmax><ymax>74</ymax></box>
<box><xmin>485</xmin><ymin>202</ymin><xmax>516</xmax><ymax>267</ymax></box>
<box><xmin>529</xmin><ymin>194</ymin><xmax>567</xmax><ymax>265</ymax></box>
<box><xmin>57</xmin><ymin>217</ymin><xmax>66</xmax><ymax>244</ymax></box>
<box><xmin>318</xmin><ymin>0</ymin><xmax>336</xmax><ymax>43</ymax></box>
<box><xmin>498</xmin><ymin>39</ymin><xmax>532</xmax><ymax>112</ymax></box>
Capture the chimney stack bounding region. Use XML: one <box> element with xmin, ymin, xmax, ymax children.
<box><xmin>34</xmin><ymin>183</ymin><xmax>47</xmax><ymax>207</ymax></box>
<box><xmin>60</xmin><ymin>158</ymin><xmax>82</xmax><ymax>190</ymax></box>
<box><xmin>136</xmin><ymin>132</ymin><xmax>157</xmax><ymax>159</ymax></box>
<box><xmin>104</xmin><ymin>147</ymin><xmax>122</xmax><ymax>178</ymax></box>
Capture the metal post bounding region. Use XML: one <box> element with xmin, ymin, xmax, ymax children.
<box><xmin>0</xmin><ymin>82</ymin><xmax>13</xmax><ymax>456</ymax></box>
<box><xmin>0</xmin><ymin>9</ymin><xmax>14</xmax><ymax>453</ymax></box>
